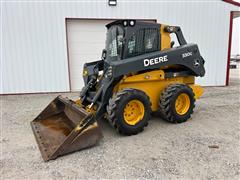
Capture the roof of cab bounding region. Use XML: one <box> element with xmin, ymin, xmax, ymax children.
<box><xmin>106</xmin><ymin>19</ymin><xmax>159</xmax><ymax>29</ymax></box>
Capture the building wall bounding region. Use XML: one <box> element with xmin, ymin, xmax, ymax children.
<box><xmin>1</xmin><ymin>1</ymin><xmax>238</xmax><ymax>94</ymax></box>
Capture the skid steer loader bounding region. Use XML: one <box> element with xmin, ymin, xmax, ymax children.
<box><xmin>31</xmin><ymin>20</ymin><xmax>205</xmax><ymax>161</ymax></box>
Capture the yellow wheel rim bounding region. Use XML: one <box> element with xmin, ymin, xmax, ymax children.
<box><xmin>123</xmin><ymin>100</ymin><xmax>145</xmax><ymax>125</ymax></box>
<box><xmin>175</xmin><ymin>93</ymin><xmax>190</xmax><ymax>115</ymax></box>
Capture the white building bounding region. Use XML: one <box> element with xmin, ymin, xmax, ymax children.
<box><xmin>1</xmin><ymin>0</ymin><xmax>239</xmax><ymax>94</ymax></box>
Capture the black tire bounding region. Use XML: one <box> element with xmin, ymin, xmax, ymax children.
<box><xmin>159</xmin><ymin>84</ymin><xmax>195</xmax><ymax>123</ymax></box>
<box><xmin>107</xmin><ymin>88</ymin><xmax>151</xmax><ymax>135</ymax></box>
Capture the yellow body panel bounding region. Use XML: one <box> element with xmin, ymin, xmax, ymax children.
<box><xmin>189</xmin><ymin>84</ymin><xmax>204</xmax><ymax>99</ymax></box>
<box><xmin>113</xmin><ymin>70</ymin><xmax>203</xmax><ymax>112</ymax></box>
<box><xmin>160</xmin><ymin>25</ymin><xmax>171</xmax><ymax>50</ymax></box>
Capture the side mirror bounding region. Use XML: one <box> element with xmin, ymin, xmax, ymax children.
<box><xmin>101</xmin><ymin>49</ymin><xmax>107</xmax><ymax>60</ymax></box>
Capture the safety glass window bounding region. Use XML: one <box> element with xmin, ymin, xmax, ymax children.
<box><xmin>106</xmin><ymin>26</ymin><xmax>124</xmax><ymax>61</ymax></box>
<box><xmin>144</xmin><ymin>28</ymin><xmax>158</xmax><ymax>53</ymax></box>
<box><xmin>127</xmin><ymin>30</ymin><xmax>144</xmax><ymax>57</ymax></box>
<box><xmin>127</xmin><ymin>28</ymin><xmax>159</xmax><ymax>57</ymax></box>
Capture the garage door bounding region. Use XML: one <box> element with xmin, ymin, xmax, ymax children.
<box><xmin>66</xmin><ymin>19</ymin><xmax>155</xmax><ymax>91</ymax></box>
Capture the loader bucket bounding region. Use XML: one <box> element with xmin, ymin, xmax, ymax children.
<box><xmin>31</xmin><ymin>96</ymin><xmax>103</xmax><ymax>161</ymax></box>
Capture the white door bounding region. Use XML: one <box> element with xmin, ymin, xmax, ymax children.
<box><xmin>67</xmin><ymin>19</ymin><xmax>156</xmax><ymax>91</ymax></box>
<box><xmin>67</xmin><ymin>19</ymin><xmax>111</xmax><ymax>91</ymax></box>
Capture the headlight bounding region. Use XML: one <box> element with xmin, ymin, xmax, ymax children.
<box><xmin>123</xmin><ymin>20</ymin><xmax>128</xmax><ymax>27</ymax></box>
<box><xmin>129</xmin><ymin>20</ymin><xmax>135</xmax><ymax>26</ymax></box>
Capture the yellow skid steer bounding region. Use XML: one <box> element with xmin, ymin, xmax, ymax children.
<box><xmin>31</xmin><ymin>20</ymin><xmax>205</xmax><ymax>161</ymax></box>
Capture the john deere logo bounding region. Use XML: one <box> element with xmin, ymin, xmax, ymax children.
<box><xmin>144</xmin><ymin>55</ymin><xmax>168</xmax><ymax>67</ymax></box>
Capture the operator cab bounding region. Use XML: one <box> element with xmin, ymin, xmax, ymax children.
<box><xmin>104</xmin><ymin>20</ymin><xmax>161</xmax><ymax>62</ymax></box>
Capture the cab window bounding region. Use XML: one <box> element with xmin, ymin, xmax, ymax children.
<box><xmin>106</xmin><ymin>25</ymin><xmax>124</xmax><ymax>61</ymax></box>
<box><xmin>127</xmin><ymin>28</ymin><xmax>159</xmax><ymax>57</ymax></box>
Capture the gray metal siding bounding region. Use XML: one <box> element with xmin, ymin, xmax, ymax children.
<box><xmin>1</xmin><ymin>1</ymin><xmax>238</xmax><ymax>94</ymax></box>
